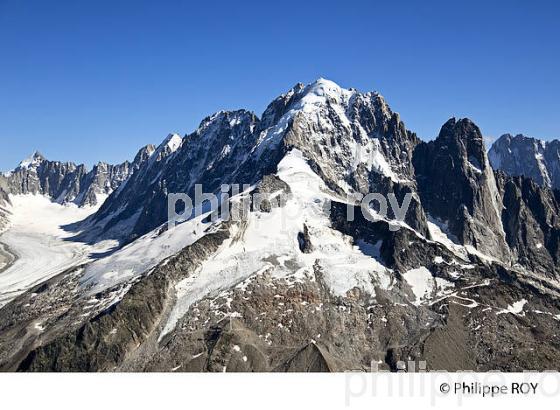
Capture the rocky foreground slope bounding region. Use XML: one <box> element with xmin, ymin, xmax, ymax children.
<box><xmin>0</xmin><ymin>79</ymin><xmax>559</xmax><ymax>372</ymax></box>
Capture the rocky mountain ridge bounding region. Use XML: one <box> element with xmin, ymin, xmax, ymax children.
<box><xmin>84</xmin><ymin>80</ymin><xmax>425</xmax><ymax>243</ymax></box>
<box><xmin>489</xmin><ymin>133</ymin><xmax>560</xmax><ymax>190</ymax></box>
<box><xmin>1</xmin><ymin>79</ymin><xmax>560</xmax><ymax>372</ymax></box>
<box><xmin>0</xmin><ymin>146</ymin><xmax>155</xmax><ymax>208</ymax></box>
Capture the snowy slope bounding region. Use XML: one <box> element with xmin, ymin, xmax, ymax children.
<box><xmin>160</xmin><ymin>149</ymin><xmax>393</xmax><ymax>337</ymax></box>
<box><xmin>0</xmin><ymin>195</ymin><xmax>115</xmax><ymax>307</ymax></box>
<box><xmin>80</xmin><ymin>212</ymin><xmax>212</xmax><ymax>294</ymax></box>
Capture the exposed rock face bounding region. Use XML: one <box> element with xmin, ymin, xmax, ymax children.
<box><xmin>86</xmin><ymin>80</ymin><xmax>428</xmax><ymax>242</ymax></box>
<box><xmin>2</xmin><ymin>79</ymin><xmax>560</xmax><ymax>373</ymax></box>
<box><xmin>496</xmin><ymin>172</ymin><xmax>560</xmax><ymax>279</ymax></box>
<box><xmin>5</xmin><ymin>211</ymin><xmax>560</xmax><ymax>372</ymax></box>
<box><xmin>88</xmin><ymin>115</ymin><xmax>262</xmax><ymax>242</ymax></box>
<box><xmin>489</xmin><ymin>133</ymin><xmax>560</xmax><ymax>189</ymax></box>
<box><xmin>251</xmin><ymin>174</ymin><xmax>291</xmax><ymax>213</ymax></box>
<box><xmin>72</xmin><ymin>162</ymin><xmax>131</xmax><ymax>206</ymax></box>
<box><xmin>0</xmin><ymin>189</ymin><xmax>8</xmax><ymax>207</ymax></box>
<box><xmin>0</xmin><ymin>146</ymin><xmax>153</xmax><ymax>207</ymax></box>
<box><xmin>413</xmin><ymin>118</ymin><xmax>510</xmax><ymax>260</ymax></box>
<box><xmin>3</xmin><ymin>152</ymin><xmax>88</xmax><ymax>204</ymax></box>
<box><xmin>0</xmin><ymin>188</ymin><xmax>10</xmax><ymax>233</ymax></box>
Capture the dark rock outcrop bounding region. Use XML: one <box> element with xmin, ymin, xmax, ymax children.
<box><xmin>413</xmin><ymin>118</ymin><xmax>510</xmax><ymax>260</ymax></box>
<box><xmin>496</xmin><ymin>172</ymin><xmax>560</xmax><ymax>278</ymax></box>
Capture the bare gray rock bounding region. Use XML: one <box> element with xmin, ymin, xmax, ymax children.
<box><xmin>489</xmin><ymin>134</ymin><xmax>560</xmax><ymax>189</ymax></box>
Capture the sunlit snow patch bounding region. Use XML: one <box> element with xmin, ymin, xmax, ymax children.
<box><xmin>496</xmin><ymin>299</ymin><xmax>527</xmax><ymax>316</ymax></box>
<box><xmin>403</xmin><ymin>266</ymin><xmax>453</xmax><ymax>306</ymax></box>
<box><xmin>81</xmin><ymin>212</ymin><xmax>212</xmax><ymax>294</ymax></box>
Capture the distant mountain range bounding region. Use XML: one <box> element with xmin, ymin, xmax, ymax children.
<box><xmin>0</xmin><ymin>146</ymin><xmax>155</xmax><ymax>207</ymax></box>
<box><xmin>489</xmin><ymin>133</ymin><xmax>560</xmax><ymax>190</ymax></box>
<box><xmin>1</xmin><ymin>79</ymin><xmax>560</xmax><ymax>372</ymax></box>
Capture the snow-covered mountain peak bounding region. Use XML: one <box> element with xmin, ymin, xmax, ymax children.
<box><xmin>496</xmin><ymin>133</ymin><xmax>549</xmax><ymax>155</ymax></box>
<box><xmin>18</xmin><ymin>151</ymin><xmax>45</xmax><ymax>169</ymax></box>
<box><xmin>1</xmin><ymin>147</ymin><xmax>144</xmax><ymax>208</ymax></box>
<box><xmin>301</xmin><ymin>78</ymin><xmax>356</xmax><ymax>106</ymax></box>
<box><xmin>80</xmin><ymin>80</ymin><xmax>421</xmax><ymax>242</ymax></box>
<box><xmin>489</xmin><ymin>133</ymin><xmax>560</xmax><ymax>189</ymax></box>
<box><xmin>147</xmin><ymin>133</ymin><xmax>184</xmax><ymax>167</ymax></box>
<box><xmin>162</xmin><ymin>133</ymin><xmax>183</xmax><ymax>153</ymax></box>
<box><xmin>195</xmin><ymin>110</ymin><xmax>256</xmax><ymax>135</ymax></box>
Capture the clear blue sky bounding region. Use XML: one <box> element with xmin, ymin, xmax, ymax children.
<box><xmin>1</xmin><ymin>0</ymin><xmax>559</xmax><ymax>171</ymax></box>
